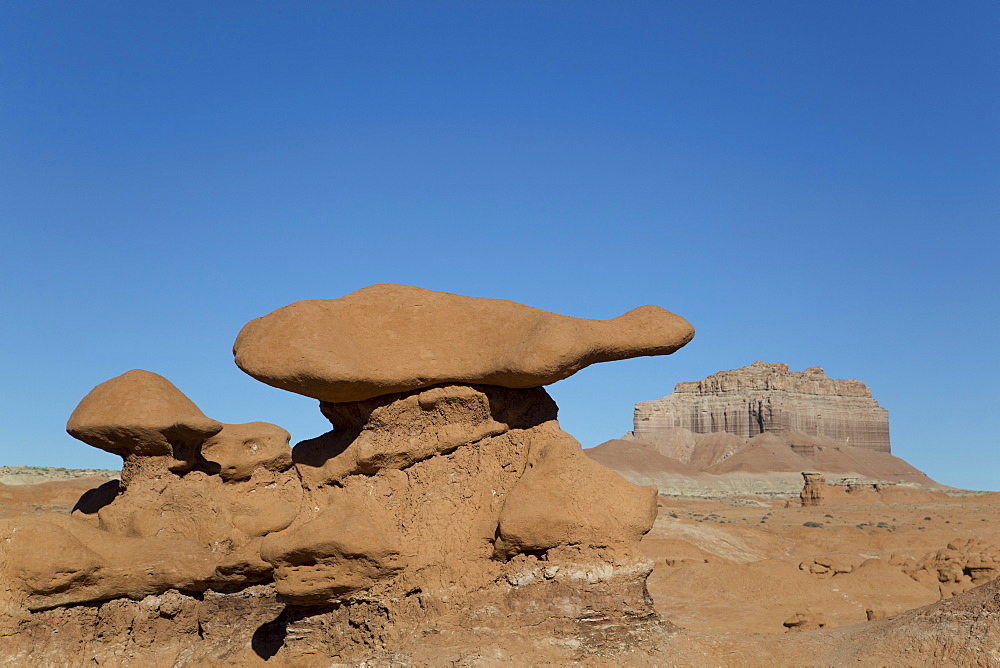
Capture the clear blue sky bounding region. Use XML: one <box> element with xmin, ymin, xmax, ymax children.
<box><xmin>2</xmin><ymin>2</ymin><xmax>997</xmax><ymax>489</ymax></box>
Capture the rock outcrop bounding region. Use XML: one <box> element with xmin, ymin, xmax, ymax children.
<box><xmin>905</xmin><ymin>539</ymin><xmax>1000</xmax><ymax>599</ymax></box>
<box><xmin>634</xmin><ymin>361</ymin><xmax>890</xmax><ymax>452</ymax></box>
<box><xmin>800</xmin><ymin>471</ymin><xmax>826</xmax><ymax>506</ymax></box>
<box><xmin>1</xmin><ymin>370</ymin><xmax>301</xmax><ymax>617</ymax></box>
<box><xmin>797</xmin><ymin>470</ymin><xmax>948</xmax><ymax>507</ymax></box>
<box><xmin>1</xmin><ymin>286</ymin><xmax>690</xmax><ymax>664</ymax></box>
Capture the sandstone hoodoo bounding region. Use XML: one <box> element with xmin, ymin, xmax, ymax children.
<box><xmin>1</xmin><ymin>286</ymin><xmax>694</xmax><ymax>664</ymax></box>
<box><xmin>635</xmin><ymin>361</ymin><xmax>890</xmax><ymax>452</ymax></box>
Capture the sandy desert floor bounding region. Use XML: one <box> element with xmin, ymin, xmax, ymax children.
<box><xmin>643</xmin><ymin>490</ymin><xmax>1000</xmax><ymax>634</ymax></box>
<box><xmin>3</xmin><ymin>471</ymin><xmax>999</xmax><ymax>664</ymax></box>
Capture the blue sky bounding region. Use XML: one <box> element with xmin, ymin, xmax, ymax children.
<box><xmin>2</xmin><ymin>2</ymin><xmax>997</xmax><ymax>489</ymax></box>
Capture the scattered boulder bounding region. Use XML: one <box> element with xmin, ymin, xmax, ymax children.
<box><xmin>783</xmin><ymin>609</ymin><xmax>828</xmax><ymax>632</ymax></box>
<box><xmin>798</xmin><ymin>552</ymin><xmax>866</xmax><ymax>577</ymax></box>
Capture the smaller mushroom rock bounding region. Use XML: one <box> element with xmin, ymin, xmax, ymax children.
<box><xmin>233</xmin><ymin>284</ymin><xmax>695</xmax><ymax>402</ymax></box>
<box><xmin>66</xmin><ymin>369</ymin><xmax>222</xmax><ymax>464</ymax></box>
<box><xmin>60</xmin><ymin>372</ymin><xmax>301</xmax><ymax>598</ymax></box>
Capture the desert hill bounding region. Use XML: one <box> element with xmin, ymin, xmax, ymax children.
<box><xmin>0</xmin><ymin>466</ymin><xmax>118</xmax><ymax>486</ymax></box>
<box><xmin>587</xmin><ymin>430</ymin><xmax>944</xmax><ymax>500</ymax></box>
<box><xmin>0</xmin><ymin>468</ymin><xmax>118</xmax><ymax>521</ymax></box>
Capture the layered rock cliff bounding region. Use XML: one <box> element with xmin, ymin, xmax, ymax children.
<box><xmin>634</xmin><ymin>362</ymin><xmax>890</xmax><ymax>452</ymax></box>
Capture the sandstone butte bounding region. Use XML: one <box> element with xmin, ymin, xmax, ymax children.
<box><xmin>585</xmin><ymin>361</ymin><xmax>936</xmax><ymax>500</ymax></box>
<box><xmin>634</xmin><ymin>361</ymin><xmax>890</xmax><ymax>452</ymax></box>
<box><xmin>3</xmin><ymin>288</ymin><xmax>999</xmax><ymax>665</ymax></box>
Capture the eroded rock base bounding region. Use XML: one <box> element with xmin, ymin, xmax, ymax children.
<box><xmin>7</xmin><ymin>570</ymin><xmax>667</xmax><ymax>666</ymax></box>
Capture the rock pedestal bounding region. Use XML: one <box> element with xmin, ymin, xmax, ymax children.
<box><xmin>1</xmin><ymin>286</ymin><xmax>693</xmax><ymax>664</ymax></box>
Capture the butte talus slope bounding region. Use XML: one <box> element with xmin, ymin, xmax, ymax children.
<box><xmin>589</xmin><ymin>361</ymin><xmax>942</xmax><ymax>498</ymax></box>
<box><xmin>0</xmin><ymin>284</ymin><xmax>696</xmax><ymax>665</ymax></box>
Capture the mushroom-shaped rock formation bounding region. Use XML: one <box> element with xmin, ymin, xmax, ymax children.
<box><xmin>3</xmin><ymin>289</ymin><xmax>696</xmax><ymax>665</ymax></box>
<box><xmin>233</xmin><ymin>284</ymin><xmax>694</xmax><ymax>402</ymax></box>
<box><xmin>0</xmin><ymin>372</ymin><xmax>303</xmax><ymax>624</ymax></box>
<box><xmin>225</xmin><ymin>287</ymin><xmax>694</xmax><ymax>659</ymax></box>
<box><xmin>67</xmin><ymin>369</ymin><xmax>223</xmax><ymax>473</ymax></box>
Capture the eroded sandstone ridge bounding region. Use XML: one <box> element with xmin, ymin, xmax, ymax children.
<box><xmin>0</xmin><ymin>285</ymin><xmax>694</xmax><ymax>664</ymax></box>
<box><xmin>634</xmin><ymin>361</ymin><xmax>890</xmax><ymax>452</ymax></box>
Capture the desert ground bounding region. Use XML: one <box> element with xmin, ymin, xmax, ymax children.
<box><xmin>4</xmin><ymin>465</ymin><xmax>998</xmax><ymax>665</ymax></box>
<box><xmin>644</xmin><ymin>489</ymin><xmax>1000</xmax><ymax>633</ymax></box>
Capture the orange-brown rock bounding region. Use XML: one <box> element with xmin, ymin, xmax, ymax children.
<box><xmin>260</xmin><ymin>489</ymin><xmax>406</xmax><ymax>604</ymax></box>
<box><xmin>66</xmin><ymin>369</ymin><xmax>223</xmax><ymax>471</ymax></box>
<box><xmin>261</xmin><ymin>383</ymin><xmax>657</xmax><ymax>622</ymax></box>
<box><xmin>783</xmin><ymin>609</ymin><xmax>828</xmax><ymax>631</ymax></box>
<box><xmin>798</xmin><ymin>552</ymin><xmax>866</xmax><ymax>577</ymax></box>
<box><xmin>906</xmin><ymin>538</ymin><xmax>1000</xmax><ymax>598</ymax></box>
<box><xmin>1</xmin><ymin>373</ymin><xmax>302</xmax><ymax>627</ymax></box>
<box><xmin>800</xmin><ymin>471</ymin><xmax>826</xmax><ymax>506</ymax></box>
<box><xmin>0</xmin><ymin>515</ymin><xmax>219</xmax><ymax>612</ymax></box>
<box><xmin>233</xmin><ymin>284</ymin><xmax>694</xmax><ymax>402</ymax></box>
<box><xmin>3</xmin><ymin>288</ymin><xmax>692</xmax><ymax>663</ymax></box>
<box><xmin>497</xmin><ymin>424</ymin><xmax>657</xmax><ymax>557</ymax></box>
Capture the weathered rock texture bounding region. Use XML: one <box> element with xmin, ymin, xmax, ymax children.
<box><xmin>234</xmin><ymin>284</ymin><xmax>694</xmax><ymax>402</ymax></box>
<box><xmin>1</xmin><ymin>370</ymin><xmax>301</xmax><ymax>619</ymax></box>
<box><xmin>634</xmin><ymin>361</ymin><xmax>890</xmax><ymax>452</ymax></box>
<box><xmin>1</xmin><ymin>287</ymin><xmax>687</xmax><ymax>664</ymax></box>
<box><xmin>798</xmin><ymin>471</ymin><xmax>947</xmax><ymax>508</ymax></box>
<box><xmin>904</xmin><ymin>539</ymin><xmax>1000</xmax><ymax>599</ymax></box>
